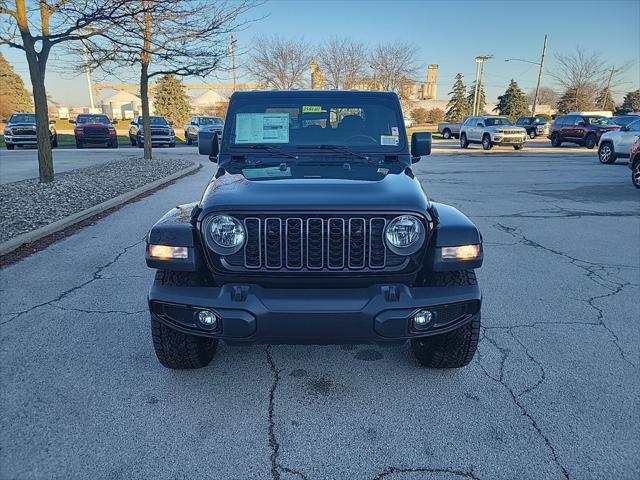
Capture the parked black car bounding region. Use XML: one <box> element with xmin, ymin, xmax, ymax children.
<box><xmin>548</xmin><ymin>114</ymin><xmax>620</xmax><ymax>148</ymax></box>
<box><xmin>145</xmin><ymin>90</ymin><xmax>484</xmax><ymax>370</ymax></box>
<box><xmin>3</xmin><ymin>113</ymin><xmax>57</xmax><ymax>150</ymax></box>
<box><xmin>515</xmin><ymin>116</ymin><xmax>550</xmax><ymax>139</ymax></box>
<box><xmin>128</xmin><ymin>115</ymin><xmax>175</xmax><ymax>147</ymax></box>
<box><xmin>71</xmin><ymin>114</ymin><xmax>118</xmax><ymax>148</ymax></box>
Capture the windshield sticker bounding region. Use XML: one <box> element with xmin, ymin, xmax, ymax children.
<box><xmin>391</xmin><ymin>127</ymin><xmax>399</xmax><ymax>136</ymax></box>
<box><xmin>235</xmin><ymin>113</ymin><xmax>289</xmax><ymax>144</ymax></box>
<box><xmin>242</xmin><ymin>166</ymin><xmax>292</xmax><ymax>179</ymax></box>
<box><xmin>302</xmin><ymin>106</ymin><xmax>324</xmax><ymax>113</ymax></box>
<box><xmin>380</xmin><ymin>135</ymin><xmax>399</xmax><ymax>146</ymax></box>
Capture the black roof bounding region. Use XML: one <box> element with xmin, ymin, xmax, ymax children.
<box><xmin>229</xmin><ymin>90</ymin><xmax>399</xmax><ymax>100</ymax></box>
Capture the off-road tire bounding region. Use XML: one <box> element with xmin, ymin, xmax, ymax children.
<box><xmin>151</xmin><ymin>270</ymin><xmax>218</xmax><ymax>369</ymax></box>
<box><xmin>598</xmin><ymin>142</ymin><xmax>616</xmax><ymax>164</ymax></box>
<box><xmin>482</xmin><ymin>134</ymin><xmax>492</xmax><ymax>150</ymax></box>
<box><xmin>442</xmin><ymin>128</ymin><xmax>452</xmax><ymax>139</ymax></box>
<box><xmin>411</xmin><ymin>270</ymin><xmax>480</xmax><ymax>368</ymax></box>
<box><xmin>550</xmin><ymin>133</ymin><xmax>561</xmax><ymax>147</ymax></box>
<box><xmin>460</xmin><ymin>133</ymin><xmax>469</xmax><ymax>148</ymax></box>
<box><xmin>585</xmin><ymin>133</ymin><xmax>597</xmax><ymax>149</ymax></box>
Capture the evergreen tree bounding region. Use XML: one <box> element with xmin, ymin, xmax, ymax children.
<box><xmin>556</xmin><ymin>84</ymin><xmax>598</xmax><ymax>113</ymax></box>
<box><xmin>153</xmin><ymin>74</ymin><xmax>191</xmax><ymax>127</ymax></box>
<box><xmin>0</xmin><ymin>53</ymin><xmax>33</xmax><ymax>119</ymax></box>
<box><xmin>494</xmin><ymin>79</ymin><xmax>529</xmax><ymax>120</ymax></box>
<box><xmin>467</xmin><ymin>81</ymin><xmax>486</xmax><ymax>114</ymax></box>
<box><xmin>596</xmin><ymin>87</ymin><xmax>616</xmax><ymax>112</ymax></box>
<box><xmin>445</xmin><ymin>74</ymin><xmax>470</xmax><ymax>122</ymax></box>
<box><xmin>616</xmin><ymin>89</ymin><xmax>640</xmax><ymax>115</ymax></box>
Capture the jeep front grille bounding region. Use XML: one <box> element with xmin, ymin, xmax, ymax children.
<box><xmin>217</xmin><ymin>213</ymin><xmax>422</xmax><ymax>273</ymax></box>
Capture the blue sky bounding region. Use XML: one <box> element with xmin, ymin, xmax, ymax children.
<box><xmin>2</xmin><ymin>0</ymin><xmax>639</xmax><ymax>106</ymax></box>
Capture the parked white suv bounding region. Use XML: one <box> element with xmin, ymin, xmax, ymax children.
<box><xmin>460</xmin><ymin>115</ymin><xmax>527</xmax><ymax>150</ymax></box>
<box><xmin>598</xmin><ymin>118</ymin><xmax>640</xmax><ymax>164</ymax></box>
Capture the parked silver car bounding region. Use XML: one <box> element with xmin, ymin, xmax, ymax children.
<box><xmin>597</xmin><ymin>118</ymin><xmax>640</xmax><ymax>164</ymax></box>
<box><xmin>459</xmin><ymin>115</ymin><xmax>527</xmax><ymax>150</ymax></box>
<box><xmin>437</xmin><ymin>121</ymin><xmax>463</xmax><ymax>139</ymax></box>
<box><xmin>184</xmin><ymin>115</ymin><xmax>224</xmax><ymax>145</ymax></box>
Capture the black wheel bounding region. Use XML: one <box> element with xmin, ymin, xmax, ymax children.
<box><xmin>151</xmin><ymin>271</ymin><xmax>218</xmax><ymax>369</ymax></box>
<box><xmin>75</xmin><ymin>140</ymin><xmax>83</xmax><ymax>149</ymax></box>
<box><xmin>411</xmin><ymin>270</ymin><xmax>480</xmax><ymax>368</ymax></box>
<box><xmin>529</xmin><ymin>130</ymin><xmax>536</xmax><ymax>139</ymax></box>
<box><xmin>52</xmin><ymin>134</ymin><xmax>58</xmax><ymax>148</ymax></box>
<box><xmin>137</xmin><ymin>136</ymin><xmax>144</xmax><ymax>148</ymax></box>
<box><xmin>632</xmin><ymin>160</ymin><xmax>640</xmax><ymax>189</ymax></box>
<box><xmin>110</xmin><ymin>139</ymin><xmax>119</xmax><ymax>148</ymax></box>
<box><xmin>550</xmin><ymin>132</ymin><xmax>561</xmax><ymax>147</ymax></box>
<box><xmin>186</xmin><ymin>134</ymin><xmax>192</xmax><ymax>145</ymax></box>
<box><xmin>598</xmin><ymin>142</ymin><xmax>616</xmax><ymax>164</ymax></box>
<box><xmin>482</xmin><ymin>134</ymin><xmax>492</xmax><ymax>150</ymax></box>
<box><xmin>442</xmin><ymin>128</ymin><xmax>452</xmax><ymax>139</ymax></box>
<box><xmin>130</xmin><ymin>136</ymin><xmax>136</xmax><ymax>146</ymax></box>
<box><xmin>460</xmin><ymin>133</ymin><xmax>469</xmax><ymax>148</ymax></box>
<box><xmin>514</xmin><ymin>144</ymin><xmax>524</xmax><ymax>150</ymax></box>
<box><xmin>6</xmin><ymin>144</ymin><xmax>15</xmax><ymax>150</ymax></box>
<box><xmin>585</xmin><ymin>133</ymin><xmax>597</xmax><ymax>149</ymax></box>
<box><xmin>169</xmin><ymin>142</ymin><xmax>176</xmax><ymax>148</ymax></box>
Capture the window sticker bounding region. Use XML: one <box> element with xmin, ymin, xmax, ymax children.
<box><xmin>391</xmin><ymin>127</ymin><xmax>399</xmax><ymax>136</ymax></box>
<box><xmin>302</xmin><ymin>106</ymin><xmax>324</xmax><ymax>113</ymax></box>
<box><xmin>242</xmin><ymin>166</ymin><xmax>292</xmax><ymax>178</ymax></box>
<box><xmin>235</xmin><ymin>113</ymin><xmax>289</xmax><ymax>143</ymax></box>
<box><xmin>380</xmin><ymin>135</ymin><xmax>399</xmax><ymax>146</ymax></box>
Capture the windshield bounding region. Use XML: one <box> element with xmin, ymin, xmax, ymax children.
<box><xmin>611</xmin><ymin>116</ymin><xmax>640</xmax><ymax>127</ymax></box>
<box><xmin>532</xmin><ymin>117</ymin><xmax>547</xmax><ymax>124</ymax></box>
<box><xmin>77</xmin><ymin>115</ymin><xmax>110</xmax><ymax>124</ymax></box>
<box><xmin>227</xmin><ymin>94</ymin><xmax>405</xmax><ymax>151</ymax></box>
<box><xmin>485</xmin><ymin>117</ymin><xmax>513</xmax><ymax>126</ymax></box>
<box><xmin>10</xmin><ymin>113</ymin><xmax>36</xmax><ymax>124</ymax></box>
<box><xmin>586</xmin><ymin>116</ymin><xmax>609</xmax><ymax>125</ymax></box>
<box><xmin>139</xmin><ymin>117</ymin><xmax>169</xmax><ymax>126</ymax></box>
<box><xmin>199</xmin><ymin>117</ymin><xmax>223</xmax><ymax>125</ymax></box>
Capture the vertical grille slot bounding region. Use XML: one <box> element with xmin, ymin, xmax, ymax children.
<box><xmin>264</xmin><ymin>218</ymin><xmax>282</xmax><ymax>269</ymax></box>
<box><xmin>327</xmin><ymin>218</ymin><xmax>345</xmax><ymax>269</ymax></box>
<box><xmin>306</xmin><ymin>218</ymin><xmax>324</xmax><ymax>269</ymax></box>
<box><xmin>286</xmin><ymin>218</ymin><xmax>303</xmax><ymax>269</ymax></box>
<box><xmin>348</xmin><ymin>218</ymin><xmax>366</xmax><ymax>269</ymax></box>
<box><xmin>244</xmin><ymin>218</ymin><xmax>261</xmax><ymax>268</ymax></box>
<box><xmin>369</xmin><ymin>218</ymin><xmax>387</xmax><ymax>268</ymax></box>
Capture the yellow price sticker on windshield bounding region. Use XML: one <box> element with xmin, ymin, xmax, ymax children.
<box><xmin>302</xmin><ymin>106</ymin><xmax>324</xmax><ymax>113</ymax></box>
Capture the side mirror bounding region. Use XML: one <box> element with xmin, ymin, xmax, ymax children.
<box><xmin>577</xmin><ymin>121</ymin><xmax>586</xmax><ymax>127</ymax></box>
<box><xmin>49</xmin><ymin>119</ymin><xmax>56</xmax><ymax>125</ymax></box>
<box><xmin>168</xmin><ymin>120</ymin><xmax>173</xmax><ymax>126</ymax></box>
<box><xmin>621</xmin><ymin>126</ymin><xmax>629</xmax><ymax>132</ymax></box>
<box><xmin>112</xmin><ymin>119</ymin><xmax>118</xmax><ymax>124</ymax></box>
<box><xmin>191</xmin><ymin>121</ymin><xmax>197</xmax><ymax>126</ymax></box>
<box><xmin>69</xmin><ymin>120</ymin><xmax>76</xmax><ymax>124</ymax></box>
<box><xmin>477</xmin><ymin>122</ymin><xmax>484</xmax><ymax>127</ymax></box>
<box><xmin>198</xmin><ymin>131</ymin><xmax>219</xmax><ymax>161</ymax></box>
<box><xmin>411</xmin><ymin>132</ymin><xmax>431</xmax><ymax>162</ymax></box>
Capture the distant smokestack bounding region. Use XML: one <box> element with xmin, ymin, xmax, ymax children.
<box><xmin>423</xmin><ymin>64</ymin><xmax>438</xmax><ymax>100</ymax></box>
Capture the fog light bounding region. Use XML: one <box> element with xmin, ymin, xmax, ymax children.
<box><xmin>197</xmin><ymin>310</ymin><xmax>218</xmax><ymax>328</ymax></box>
<box><xmin>413</xmin><ymin>310</ymin><xmax>434</xmax><ymax>330</ymax></box>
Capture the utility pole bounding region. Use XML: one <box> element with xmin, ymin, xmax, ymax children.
<box><xmin>531</xmin><ymin>34</ymin><xmax>547</xmax><ymax>116</ymax></box>
<box><xmin>473</xmin><ymin>55</ymin><xmax>492</xmax><ymax>115</ymax></box>
<box><xmin>601</xmin><ymin>67</ymin><xmax>615</xmax><ymax>110</ymax></box>
<box><xmin>229</xmin><ymin>35</ymin><xmax>237</xmax><ymax>91</ymax></box>
<box><xmin>82</xmin><ymin>44</ymin><xmax>95</xmax><ymax>110</ymax></box>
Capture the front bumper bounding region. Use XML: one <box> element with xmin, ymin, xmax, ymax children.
<box><xmin>148</xmin><ymin>283</ymin><xmax>482</xmax><ymax>344</ymax></box>
<box><xmin>4</xmin><ymin>135</ymin><xmax>37</xmax><ymax>145</ymax></box>
<box><xmin>491</xmin><ymin>134</ymin><xmax>526</xmax><ymax>146</ymax></box>
<box><xmin>139</xmin><ymin>135</ymin><xmax>175</xmax><ymax>144</ymax></box>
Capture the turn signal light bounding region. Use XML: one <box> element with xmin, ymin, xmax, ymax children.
<box><xmin>441</xmin><ymin>244</ymin><xmax>481</xmax><ymax>260</ymax></box>
<box><xmin>148</xmin><ymin>244</ymin><xmax>188</xmax><ymax>259</ymax></box>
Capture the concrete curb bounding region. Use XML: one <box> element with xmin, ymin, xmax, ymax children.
<box><xmin>0</xmin><ymin>162</ymin><xmax>200</xmax><ymax>257</ymax></box>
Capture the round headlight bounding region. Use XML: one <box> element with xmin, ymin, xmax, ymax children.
<box><xmin>385</xmin><ymin>215</ymin><xmax>424</xmax><ymax>255</ymax></box>
<box><xmin>207</xmin><ymin>215</ymin><xmax>245</xmax><ymax>254</ymax></box>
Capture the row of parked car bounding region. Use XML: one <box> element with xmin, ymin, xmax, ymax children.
<box><xmin>3</xmin><ymin>113</ymin><xmax>225</xmax><ymax>150</ymax></box>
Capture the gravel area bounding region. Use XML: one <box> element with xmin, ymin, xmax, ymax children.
<box><xmin>0</xmin><ymin>157</ymin><xmax>195</xmax><ymax>243</ymax></box>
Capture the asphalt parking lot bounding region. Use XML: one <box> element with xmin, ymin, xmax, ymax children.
<box><xmin>1</xmin><ymin>145</ymin><xmax>638</xmax><ymax>479</ymax></box>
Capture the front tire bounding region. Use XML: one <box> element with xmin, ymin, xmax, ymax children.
<box><xmin>130</xmin><ymin>136</ymin><xmax>137</xmax><ymax>146</ymax></box>
<box><xmin>598</xmin><ymin>142</ymin><xmax>616</xmax><ymax>164</ymax></box>
<box><xmin>411</xmin><ymin>270</ymin><xmax>480</xmax><ymax>368</ymax></box>
<box><xmin>76</xmin><ymin>140</ymin><xmax>83</xmax><ymax>149</ymax></box>
<box><xmin>514</xmin><ymin>144</ymin><xmax>524</xmax><ymax>150</ymax></box>
<box><xmin>550</xmin><ymin>133</ymin><xmax>561</xmax><ymax>147</ymax></box>
<box><xmin>52</xmin><ymin>134</ymin><xmax>58</xmax><ymax>148</ymax></box>
<box><xmin>186</xmin><ymin>134</ymin><xmax>193</xmax><ymax>145</ymax></box>
<box><xmin>151</xmin><ymin>271</ymin><xmax>218</xmax><ymax>369</ymax></box>
<box><xmin>6</xmin><ymin>144</ymin><xmax>15</xmax><ymax>150</ymax></box>
<box><xmin>585</xmin><ymin>133</ymin><xmax>597</xmax><ymax>149</ymax></box>
<box><xmin>632</xmin><ymin>160</ymin><xmax>640</xmax><ymax>189</ymax></box>
<box><xmin>460</xmin><ymin>133</ymin><xmax>469</xmax><ymax>148</ymax></box>
<box><xmin>482</xmin><ymin>134</ymin><xmax>492</xmax><ymax>150</ymax></box>
<box><xmin>529</xmin><ymin>130</ymin><xmax>536</xmax><ymax>139</ymax></box>
<box><xmin>442</xmin><ymin>128</ymin><xmax>452</xmax><ymax>139</ymax></box>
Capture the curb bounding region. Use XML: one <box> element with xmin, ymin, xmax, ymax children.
<box><xmin>0</xmin><ymin>163</ymin><xmax>200</xmax><ymax>257</ymax></box>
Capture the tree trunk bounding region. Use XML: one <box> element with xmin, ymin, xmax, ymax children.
<box><xmin>140</xmin><ymin>62</ymin><xmax>152</xmax><ymax>160</ymax></box>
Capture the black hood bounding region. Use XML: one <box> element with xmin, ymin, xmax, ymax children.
<box><xmin>198</xmin><ymin>168</ymin><xmax>429</xmax><ymax>217</ymax></box>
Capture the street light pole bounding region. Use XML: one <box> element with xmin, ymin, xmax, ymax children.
<box><xmin>473</xmin><ymin>55</ymin><xmax>492</xmax><ymax>115</ymax></box>
<box><xmin>531</xmin><ymin>34</ymin><xmax>548</xmax><ymax>116</ymax></box>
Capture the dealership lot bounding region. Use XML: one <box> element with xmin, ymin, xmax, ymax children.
<box><xmin>0</xmin><ymin>148</ymin><xmax>638</xmax><ymax>479</ymax></box>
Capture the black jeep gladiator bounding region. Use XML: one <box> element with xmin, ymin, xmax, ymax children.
<box><xmin>145</xmin><ymin>90</ymin><xmax>483</xmax><ymax>369</ymax></box>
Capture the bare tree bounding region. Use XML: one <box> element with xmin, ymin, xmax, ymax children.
<box><xmin>527</xmin><ymin>86</ymin><xmax>559</xmax><ymax>107</ymax></box>
<box><xmin>245</xmin><ymin>35</ymin><xmax>312</xmax><ymax>90</ymax></box>
<box><xmin>0</xmin><ymin>0</ymin><xmax>150</xmax><ymax>182</ymax></box>
<box><xmin>369</xmin><ymin>42</ymin><xmax>420</xmax><ymax>96</ymax></box>
<box><xmin>316</xmin><ymin>37</ymin><xmax>367</xmax><ymax>89</ymax></box>
<box><xmin>78</xmin><ymin>0</ymin><xmax>256</xmax><ymax>159</ymax></box>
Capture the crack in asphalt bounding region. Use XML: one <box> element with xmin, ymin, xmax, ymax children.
<box><xmin>266</xmin><ymin>346</ymin><xmax>311</xmax><ymax>480</ymax></box>
<box><xmin>50</xmin><ymin>304</ymin><xmax>147</xmax><ymax>316</ymax></box>
<box><xmin>477</xmin><ymin>332</ymin><xmax>571</xmax><ymax>480</ymax></box>
<box><xmin>0</xmin><ymin>238</ymin><xmax>145</xmax><ymax>326</ymax></box>
<box><xmin>371</xmin><ymin>466</ymin><xmax>481</xmax><ymax>480</ymax></box>
<box><xmin>493</xmin><ymin>223</ymin><xmax>636</xmax><ymax>367</ymax></box>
